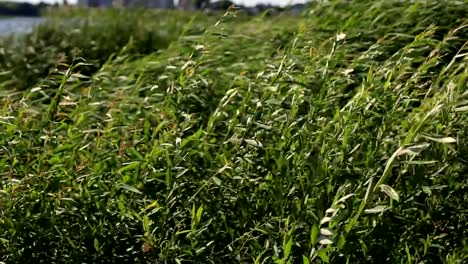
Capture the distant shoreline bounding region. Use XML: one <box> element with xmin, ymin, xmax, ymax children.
<box><xmin>0</xmin><ymin>17</ymin><xmax>44</xmax><ymax>36</ymax></box>
<box><xmin>0</xmin><ymin>2</ymin><xmax>49</xmax><ymax>18</ymax></box>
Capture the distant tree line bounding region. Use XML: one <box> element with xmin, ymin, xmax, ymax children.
<box><xmin>0</xmin><ymin>0</ymin><xmax>305</xmax><ymax>17</ymax></box>
<box><xmin>194</xmin><ymin>0</ymin><xmax>209</xmax><ymax>9</ymax></box>
<box><xmin>204</xmin><ymin>1</ymin><xmax>307</xmax><ymax>16</ymax></box>
<box><xmin>0</xmin><ymin>2</ymin><xmax>52</xmax><ymax>17</ymax></box>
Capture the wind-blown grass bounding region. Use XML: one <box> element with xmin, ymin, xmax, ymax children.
<box><xmin>0</xmin><ymin>8</ymin><xmax>216</xmax><ymax>91</ymax></box>
<box><xmin>1</xmin><ymin>1</ymin><xmax>467</xmax><ymax>263</ymax></box>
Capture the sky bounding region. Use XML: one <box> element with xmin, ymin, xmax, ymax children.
<box><xmin>7</xmin><ymin>0</ymin><xmax>307</xmax><ymax>7</ymax></box>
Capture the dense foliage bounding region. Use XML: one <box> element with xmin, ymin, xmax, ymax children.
<box><xmin>1</xmin><ymin>1</ymin><xmax>467</xmax><ymax>263</ymax></box>
<box><xmin>0</xmin><ymin>8</ymin><xmax>216</xmax><ymax>90</ymax></box>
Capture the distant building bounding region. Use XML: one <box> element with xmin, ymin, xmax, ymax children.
<box><xmin>289</xmin><ymin>3</ymin><xmax>306</xmax><ymax>15</ymax></box>
<box><xmin>123</xmin><ymin>0</ymin><xmax>174</xmax><ymax>8</ymax></box>
<box><xmin>78</xmin><ymin>0</ymin><xmax>174</xmax><ymax>8</ymax></box>
<box><xmin>178</xmin><ymin>0</ymin><xmax>210</xmax><ymax>10</ymax></box>
<box><xmin>207</xmin><ymin>1</ymin><xmax>232</xmax><ymax>10</ymax></box>
<box><xmin>178</xmin><ymin>0</ymin><xmax>194</xmax><ymax>10</ymax></box>
<box><xmin>78</xmin><ymin>0</ymin><xmax>112</xmax><ymax>7</ymax></box>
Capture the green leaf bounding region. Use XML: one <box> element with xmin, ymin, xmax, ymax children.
<box><xmin>212</xmin><ymin>176</ymin><xmax>222</xmax><ymax>186</ymax></box>
<box><xmin>181</xmin><ymin>128</ymin><xmax>204</xmax><ymax>148</ymax></box>
<box><xmin>320</xmin><ymin>228</ymin><xmax>333</xmax><ymax>236</ymax></box>
<box><xmin>405</xmin><ymin>244</ymin><xmax>412</xmax><ymax>263</ymax></box>
<box><xmin>310</xmin><ymin>224</ymin><xmax>319</xmax><ymax>245</ymax></box>
<box><xmin>320</xmin><ymin>217</ymin><xmax>332</xmax><ymax>225</ymax></box>
<box><xmin>145</xmin><ymin>200</ymin><xmax>160</xmax><ymax>210</ymax></box>
<box><xmin>284</xmin><ymin>237</ymin><xmax>293</xmax><ymax>258</ymax></box>
<box><xmin>195</xmin><ymin>246</ymin><xmax>207</xmax><ymax>255</ymax></box>
<box><xmin>364</xmin><ymin>205</ymin><xmax>388</xmax><ymax>214</ymax></box>
<box><xmin>318</xmin><ymin>238</ymin><xmax>333</xmax><ymax>245</ymax></box>
<box><xmin>397</xmin><ymin>143</ymin><xmax>431</xmax><ymax>156</ymax></box>
<box><xmin>422</xmin><ymin>135</ymin><xmax>456</xmax><ymax>144</ymax></box>
<box><xmin>94</xmin><ymin>238</ymin><xmax>100</xmax><ymax>252</ymax></box>
<box><xmin>374</xmin><ymin>147</ymin><xmax>403</xmax><ymax>191</ymax></box>
<box><xmin>71</xmin><ymin>73</ymin><xmax>89</xmax><ymax>79</ymax></box>
<box><xmin>379</xmin><ymin>184</ymin><xmax>400</xmax><ymax>202</ymax></box>
<box><xmin>165</xmin><ymin>167</ymin><xmax>172</xmax><ymax>188</ymax></box>
<box><xmin>196</xmin><ymin>205</ymin><xmax>203</xmax><ymax>223</ymax></box>
<box><xmin>302</xmin><ymin>255</ymin><xmax>310</xmax><ymax>264</ymax></box>
<box><xmin>120</xmin><ymin>184</ymin><xmax>142</xmax><ymax>194</ymax></box>
<box><xmin>318</xmin><ymin>249</ymin><xmax>329</xmax><ymax>263</ymax></box>
<box><xmin>128</xmin><ymin>147</ymin><xmax>145</xmax><ymax>160</ymax></box>
<box><xmin>54</xmin><ymin>143</ymin><xmax>78</xmax><ymax>153</ymax></box>
<box><xmin>253</xmin><ymin>228</ymin><xmax>269</xmax><ymax>235</ymax></box>
<box><xmin>118</xmin><ymin>162</ymin><xmax>140</xmax><ymax>174</ymax></box>
<box><xmin>401</xmin><ymin>160</ymin><xmax>437</xmax><ymax>165</ymax></box>
<box><xmin>454</xmin><ymin>105</ymin><xmax>468</xmax><ymax>112</ymax></box>
<box><xmin>245</xmin><ymin>139</ymin><xmax>263</xmax><ymax>148</ymax></box>
<box><xmin>337</xmin><ymin>193</ymin><xmax>355</xmax><ymax>203</ymax></box>
<box><xmin>337</xmin><ymin>235</ymin><xmax>346</xmax><ymax>249</ymax></box>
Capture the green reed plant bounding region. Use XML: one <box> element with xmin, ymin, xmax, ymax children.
<box><xmin>1</xmin><ymin>0</ymin><xmax>467</xmax><ymax>263</ymax></box>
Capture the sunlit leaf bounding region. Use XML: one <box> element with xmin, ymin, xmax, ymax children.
<box><xmin>379</xmin><ymin>184</ymin><xmax>399</xmax><ymax>202</ymax></box>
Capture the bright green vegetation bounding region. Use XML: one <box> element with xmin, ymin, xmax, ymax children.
<box><xmin>1</xmin><ymin>1</ymin><xmax>467</xmax><ymax>263</ymax></box>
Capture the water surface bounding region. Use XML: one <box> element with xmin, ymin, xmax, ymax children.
<box><xmin>0</xmin><ymin>17</ymin><xmax>43</xmax><ymax>36</ymax></box>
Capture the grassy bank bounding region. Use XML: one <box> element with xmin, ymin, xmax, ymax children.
<box><xmin>1</xmin><ymin>1</ymin><xmax>468</xmax><ymax>263</ymax></box>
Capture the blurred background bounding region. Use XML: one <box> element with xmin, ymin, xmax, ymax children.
<box><xmin>0</xmin><ymin>0</ymin><xmax>307</xmax><ymax>35</ymax></box>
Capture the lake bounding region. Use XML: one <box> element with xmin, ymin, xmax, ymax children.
<box><xmin>0</xmin><ymin>17</ymin><xmax>43</xmax><ymax>36</ymax></box>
